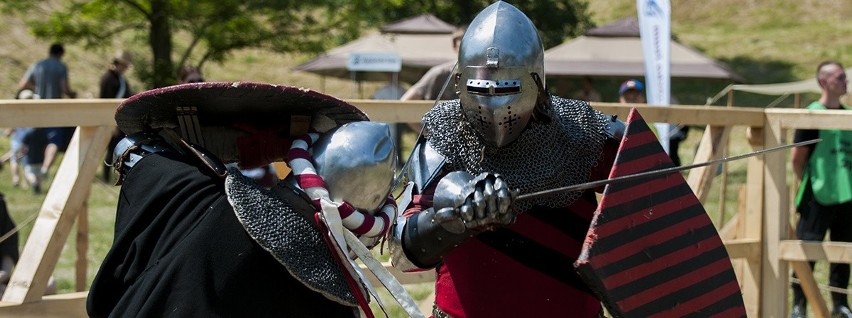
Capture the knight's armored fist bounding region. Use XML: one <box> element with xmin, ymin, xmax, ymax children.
<box><xmin>432</xmin><ymin>171</ymin><xmax>515</xmax><ymax>233</ymax></box>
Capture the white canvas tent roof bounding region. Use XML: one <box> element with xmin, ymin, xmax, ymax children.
<box><xmin>730</xmin><ymin>67</ymin><xmax>852</xmax><ymax>95</ymax></box>
<box><xmin>708</xmin><ymin>67</ymin><xmax>852</xmax><ymax>107</ymax></box>
<box><xmin>379</xmin><ymin>13</ymin><xmax>456</xmax><ymax>34</ymax></box>
<box><xmin>294</xmin><ymin>14</ymin><xmax>457</xmax><ymax>84</ymax></box>
<box><xmin>544</xmin><ymin>18</ymin><xmax>744</xmax><ymax>82</ymax></box>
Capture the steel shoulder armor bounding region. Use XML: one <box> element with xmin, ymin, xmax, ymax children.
<box><xmin>111</xmin><ymin>132</ymin><xmax>177</xmax><ymax>185</ymax></box>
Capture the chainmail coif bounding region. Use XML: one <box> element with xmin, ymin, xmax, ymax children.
<box><xmin>422</xmin><ymin>96</ymin><xmax>610</xmax><ymax>212</ymax></box>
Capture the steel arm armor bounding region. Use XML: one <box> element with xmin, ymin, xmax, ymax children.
<box><xmin>607</xmin><ymin>114</ymin><xmax>626</xmax><ymax>141</ymax></box>
<box><xmin>389</xmin><ymin>140</ymin><xmax>475</xmax><ymax>271</ymax></box>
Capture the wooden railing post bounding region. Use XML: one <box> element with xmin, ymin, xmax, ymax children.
<box><xmin>737</xmin><ymin>126</ymin><xmax>765</xmax><ymax>317</ymax></box>
<box><xmin>686</xmin><ymin>125</ymin><xmax>730</xmax><ymax>201</ymax></box>
<box><xmin>75</xmin><ymin>201</ymin><xmax>88</xmax><ymax>292</ymax></box>
<box><xmin>1</xmin><ymin>126</ymin><xmax>112</xmax><ymax>304</ymax></box>
<box><xmin>761</xmin><ymin>118</ymin><xmax>789</xmax><ymax>317</ymax></box>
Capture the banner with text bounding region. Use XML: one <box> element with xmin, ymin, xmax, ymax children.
<box><xmin>637</xmin><ymin>0</ymin><xmax>672</xmax><ymax>153</ymax></box>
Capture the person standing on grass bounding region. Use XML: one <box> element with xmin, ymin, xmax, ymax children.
<box><xmin>100</xmin><ymin>49</ymin><xmax>136</xmax><ymax>182</ymax></box>
<box><xmin>17</xmin><ymin>43</ymin><xmax>78</xmax><ymax>180</ymax></box>
<box><xmin>399</xmin><ymin>26</ymin><xmax>465</xmax><ymax>135</ymax></box>
<box><xmin>12</xmin><ymin>127</ymin><xmax>49</xmax><ymax>194</ymax></box>
<box><xmin>790</xmin><ymin>61</ymin><xmax>852</xmax><ymax>318</ymax></box>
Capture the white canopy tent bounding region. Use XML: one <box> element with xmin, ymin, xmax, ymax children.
<box><xmin>294</xmin><ymin>14</ymin><xmax>458</xmax><ymax>84</ymax></box>
<box><xmin>544</xmin><ymin>17</ymin><xmax>743</xmax><ymax>82</ymax></box>
<box><xmin>710</xmin><ymin>67</ymin><xmax>852</xmax><ymax>107</ymax></box>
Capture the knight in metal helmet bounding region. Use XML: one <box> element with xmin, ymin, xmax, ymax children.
<box><xmin>457</xmin><ymin>0</ymin><xmax>546</xmax><ymax>148</ymax></box>
<box><xmin>88</xmin><ymin>82</ymin><xmax>409</xmax><ymax>317</ymax></box>
<box><xmin>389</xmin><ymin>2</ymin><xmax>625</xmax><ymax>317</ymax></box>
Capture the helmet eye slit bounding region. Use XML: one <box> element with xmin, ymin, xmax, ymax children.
<box><xmin>466</xmin><ymin>79</ymin><xmax>521</xmax><ymax>96</ymax></box>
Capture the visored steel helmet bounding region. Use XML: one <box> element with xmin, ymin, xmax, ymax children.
<box><xmin>458</xmin><ymin>1</ymin><xmax>545</xmax><ymax>147</ymax></box>
<box><xmin>312</xmin><ymin>121</ymin><xmax>397</xmax><ymax>212</ymax></box>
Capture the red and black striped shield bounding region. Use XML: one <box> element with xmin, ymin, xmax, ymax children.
<box><xmin>575</xmin><ymin>108</ymin><xmax>746</xmax><ymax>317</ymax></box>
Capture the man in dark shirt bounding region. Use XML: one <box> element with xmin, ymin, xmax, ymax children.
<box><xmin>790</xmin><ymin>61</ymin><xmax>852</xmax><ymax>318</ymax></box>
<box><xmin>99</xmin><ymin>50</ymin><xmax>135</xmax><ymax>182</ymax></box>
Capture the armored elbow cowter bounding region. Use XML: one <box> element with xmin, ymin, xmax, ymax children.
<box><xmin>389</xmin><ymin>208</ymin><xmax>473</xmax><ymax>272</ymax></box>
<box><xmin>390</xmin><ymin>140</ymin><xmax>473</xmax><ymax>271</ymax></box>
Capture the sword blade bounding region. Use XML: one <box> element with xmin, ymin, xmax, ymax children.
<box><xmin>517</xmin><ymin>138</ymin><xmax>820</xmax><ymax>201</ymax></box>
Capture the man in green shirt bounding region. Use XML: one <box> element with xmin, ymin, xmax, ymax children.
<box><xmin>790</xmin><ymin>61</ymin><xmax>851</xmax><ymax>318</ymax></box>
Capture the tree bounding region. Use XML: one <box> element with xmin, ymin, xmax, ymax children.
<box><xmin>4</xmin><ymin>0</ymin><xmax>591</xmax><ymax>88</ymax></box>
<box><xmin>3</xmin><ymin>0</ymin><xmax>377</xmax><ymax>88</ymax></box>
<box><xmin>368</xmin><ymin>0</ymin><xmax>594</xmax><ymax>49</ymax></box>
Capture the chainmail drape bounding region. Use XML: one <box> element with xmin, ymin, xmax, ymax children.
<box><xmin>225</xmin><ymin>168</ymin><xmax>358</xmax><ymax>307</ymax></box>
<box><xmin>422</xmin><ymin>96</ymin><xmax>610</xmax><ymax>212</ymax></box>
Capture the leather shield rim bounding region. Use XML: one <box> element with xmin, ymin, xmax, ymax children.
<box><xmin>115</xmin><ymin>81</ymin><xmax>369</xmax><ymax>136</ymax></box>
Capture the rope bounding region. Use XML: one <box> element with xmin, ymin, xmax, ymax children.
<box><xmin>0</xmin><ymin>210</ymin><xmax>39</xmax><ymax>245</ymax></box>
<box><xmin>791</xmin><ymin>278</ymin><xmax>852</xmax><ymax>295</ymax></box>
<box><xmin>0</xmin><ymin>174</ymin><xmax>120</xmax><ymax>245</ymax></box>
<box><xmin>286</xmin><ymin>133</ymin><xmax>395</xmax><ymax>237</ymax></box>
<box><xmin>286</xmin><ymin>132</ymin><xmax>424</xmax><ymax>318</ymax></box>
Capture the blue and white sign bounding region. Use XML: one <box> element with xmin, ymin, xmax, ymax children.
<box><xmin>347</xmin><ymin>52</ymin><xmax>402</xmax><ymax>72</ymax></box>
<box><xmin>637</xmin><ymin>0</ymin><xmax>672</xmax><ymax>153</ymax></box>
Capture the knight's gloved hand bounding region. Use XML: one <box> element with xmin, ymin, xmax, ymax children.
<box><xmin>432</xmin><ymin>171</ymin><xmax>515</xmax><ymax>234</ymax></box>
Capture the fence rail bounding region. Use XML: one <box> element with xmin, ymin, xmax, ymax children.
<box><xmin>0</xmin><ymin>98</ymin><xmax>851</xmax><ymax>318</ymax></box>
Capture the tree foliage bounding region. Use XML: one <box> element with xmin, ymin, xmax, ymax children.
<box><xmin>365</xmin><ymin>0</ymin><xmax>595</xmax><ymax>49</ymax></box>
<box><xmin>4</xmin><ymin>0</ymin><xmax>377</xmax><ymax>88</ymax></box>
<box><xmin>4</xmin><ymin>0</ymin><xmax>592</xmax><ymax>88</ymax></box>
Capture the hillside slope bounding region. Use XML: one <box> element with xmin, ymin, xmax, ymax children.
<box><xmin>0</xmin><ymin>0</ymin><xmax>849</xmax><ymax>104</ymax></box>
<box><xmin>589</xmin><ymin>0</ymin><xmax>852</xmax><ymax>83</ymax></box>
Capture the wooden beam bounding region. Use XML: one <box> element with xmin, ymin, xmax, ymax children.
<box><xmin>344</xmin><ymin>101</ymin><xmax>769</xmax><ymax>127</ymax></box>
<box><xmin>349</xmin><ymin>100</ymin><xmax>433</xmax><ymax>123</ymax></box>
<box><xmin>1</xmin><ymin>126</ymin><xmax>113</xmax><ymax>304</ymax></box>
<box><xmin>767</xmin><ymin>108</ymin><xmax>852</xmax><ymax>130</ymax></box>
<box><xmin>723</xmin><ymin>239</ymin><xmax>760</xmax><ymax>259</ymax></box>
<box><xmin>787</xmin><ymin>220</ymin><xmax>830</xmax><ymax>318</ymax></box>
<box><xmin>779</xmin><ymin>241</ymin><xmax>852</xmax><ymax>263</ymax></box>
<box><xmin>686</xmin><ymin>125</ymin><xmax>730</xmax><ymax>201</ymax></box>
<box><xmin>761</xmin><ymin>118</ymin><xmax>788</xmax><ymax>318</ymax></box>
<box><xmin>590</xmin><ymin>104</ymin><xmax>766</xmax><ymax>127</ymax></box>
<box><xmin>791</xmin><ymin>260</ymin><xmax>830</xmax><ymax>318</ymax></box>
<box><xmin>0</xmin><ymin>292</ymin><xmax>87</xmax><ymax>318</ymax></box>
<box><xmin>719</xmin><ymin>215</ymin><xmax>740</xmax><ymax>241</ymax></box>
<box><xmin>75</xmin><ymin>205</ymin><xmax>88</xmax><ymax>292</ymax></box>
<box><xmin>738</xmin><ymin>126</ymin><xmax>765</xmax><ymax>317</ymax></box>
<box><xmin>0</xmin><ymin>99</ymin><xmax>118</xmax><ymax>127</ymax></box>
<box><xmin>0</xmin><ymin>99</ymin><xmax>779</xmax><ymax>128</ymax></box>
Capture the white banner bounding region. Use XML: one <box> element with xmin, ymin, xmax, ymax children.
<box><xmin>637</xmin><ymin>0</ymin><xmax>672</xmax><ymax>153</ymax></box>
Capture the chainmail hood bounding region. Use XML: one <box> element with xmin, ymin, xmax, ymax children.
<box><xmin>422</xmin><ymin>96</ymin><xmax>609</xmax><ymax>211</ymax></box>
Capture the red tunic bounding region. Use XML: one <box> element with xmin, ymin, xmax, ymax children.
<box><xmin>403</xmin><ymin>140</ymin><xmax>619</xmax><ymax>318</ymax></box>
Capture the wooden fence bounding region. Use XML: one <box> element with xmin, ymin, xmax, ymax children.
<box><xmin>0</xmin><ymin>98</ymin><xmax>850</xmax><ymax>317</ymax></box>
